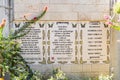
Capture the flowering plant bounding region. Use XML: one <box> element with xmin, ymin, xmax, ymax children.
<box><xmin>104</xmin><ymin>2</ymin><xmax>120</xmax><ymax>31</ymax></box>
<box><xmin>0</xmin><ymin>6</ymin><xmax>47</xmax><ymax>80</ymax></box>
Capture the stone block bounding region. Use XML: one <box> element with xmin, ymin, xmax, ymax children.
<box><xmin>41</xmin><ymin>64</ymin><xmax>53</xmax><ymax>72</ymax></box>
<box><xmin>14</xmin><ymin>0</ymin><xmax>26</xmax><ymax>4</ymax></box>
<box><xmin>78</xmin><ymin>12</ymin><xmax>109</xmax><ymax>21</ymax></box>
<box><xmin>41</xmin><ymin>12</ymin><xmax>78</xmax><ymax>20</ymax></box>
<box><xmin>71</xmin><ymin>64</ymin><xmax>82</xmax><ymax>72</ymax></box>
<box><xmin>49</xmin><ymin>4</ymin><xmax>73</xmax><ymax>12</ymax></box>
<box><xmin>61</xmin><ymin>64</ymin><xmax>72</xmax><ymax>72</ymax></box>
<box><xmin>26</xmin><ymin>0</ymin><xmax>41</xmax><ymax>4</ymax></box>
<box><xmin>50</xmin><ymin>0</ymin><xmax>79</xmax><ymax>4</ymax></box>
<box><xmin>50</xmin><ymin>0</ymin><xmax>109</xmax><ymax>5</ymax></box>
<box><xmin>87</xmin><ymin>12</ymin><xmax>109</xmax><ymax>20</ymax></box>
<box><xmin>82</xmin><ymin>64</ymin><xmax>92</xmax><ymax>72</ymax></box>
<box><xmin>40</xmin><ymin>0</ymin><xmax>49</xmax><ymax>3</ymax></box>
<box><xmin>52</xmin><ymin>64</ymin><xmax>61</xmax><ymax>69</ymax></box>
<box><xmin>14</xmin><ymin>3</ymin><xmax>40</xmax><ymax>13</ymax></box>
<box><xmin>91</xmin><ymin>64</ymin><xmax>110</xmax><ymax>72</ymax></box>
<box><xmin>78</xmin><ymin>0</ymin><xmax>109</xmax><ymax>5</ymax></box>
<box><xmin>15</xmin><ymin>0</ymin><xmax>49</xmax><ymax>4</ymax></box>
<box><xmin>95</xmin><ymin>0</ymin><xmax>110</xmax><ymax>5</ymax></box>
<box><xmin>73</xmin><ymin>5</ymin><xmax>109</xmax><ymax>13</ymax></box>
<box><xmin>29</xmin><ymin>64</ymin><xmax>53</xmax><ymax>73</ymax></box>
<box><xmin>14</xmin><ymin>4</ymin><xmax>26</xmax><ymax>12</ymax></box>
<box><xmin>78</xmin><ymin>0</ymin><xmax>97</xmax><ymax>4</ymax></box>
<box><xmin>14</xmin><ymin>13</ymin><xmax>25</xmax><ymax>20</ymax></box>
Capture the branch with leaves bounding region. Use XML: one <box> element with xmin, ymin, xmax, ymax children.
<box><xmin>0</xmin><ymin>6</ymin><xmax>47</xmax><ymax>80</ymax></box>
<box><xmin>10</xmin><ymin>7</ymin><xmax>47</xmax><ymax>40</ymax></box>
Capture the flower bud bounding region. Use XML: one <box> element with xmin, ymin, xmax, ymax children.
<box><xmin>104</xmin><ymin>15</ymin><xmax>111</xmax><ymax>20</ymax></box>
<box><xmin>44</xmin><ymin>6</ymin><xmax>48</xmax><ymax>11</ymax></box>
<box><xmin>0</xmin><ymin>18</ymin><xmax>6</xmax><ymax>28</ymax></box>
<box><xmin>105</xmin><ymin>21</ymin><xmax>113</xmax><ymax>25</ymax></box>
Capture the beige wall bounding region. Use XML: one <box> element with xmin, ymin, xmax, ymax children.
<box><xmin>14</xmin><ymin>0</ymin><xmax>113</xmax><ymax>79</ymax></box>
<box><xmin>14</xmin><ymin>0</ymin><xmax>109</xmax><ymax>21</ymax></box>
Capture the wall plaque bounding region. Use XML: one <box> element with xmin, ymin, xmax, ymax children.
<box><xmin>14</xmin><ymin>21</ymin><xmax>110</xmax><ymax>64</ymax></box>
<box><xmin>47</xmin><ymin>22</ymin><xmax>78</xmax><ymax>64</ymax></box>
<box><xmin>14</xmin><ymin>22</ymin><xmax>45</xmax><ymax>64</ymax></box>
<box><xmin>80</xmin><ymin>21</ymin><xmax>110</xmax><ymax>64</ymax></box>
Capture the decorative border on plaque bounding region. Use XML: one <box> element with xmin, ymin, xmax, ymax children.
<box><xmin>71</xmin><ymin>26</ymin><xmax>79</xmax><ymax>64</ymax></box>
<box><xmin>14</xmin><ymin>22</ymin><xmax>47</xmax><ymax>64</ymax></box>
<box><xmin>103</xmin><ymin>22</ymin><xmax>110</xmax><ymax>64</ymax></box>
<box><xmin>46</xmin><ymin>22</ymin><xmax>78</xmax><ymax>64</ymax></box>
<box><xmin>47</xmin><ymin>22</ymin><xmax>55</xmax><ymax>64</ymax></box>
<box><xmin>14</xmin><ymin>21</ymin><xmax>110</xmax><ymax>65</ymax></box>
<box><xmin>80</xmin><ymin>21</ymin><xmax>110</xmax><ymax>64</ymax></box>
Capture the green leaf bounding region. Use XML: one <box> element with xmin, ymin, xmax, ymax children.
<box><xmin>0</xmin><ymin>28</ymin><xmax>3</xmax><ymax>39</ymax></box>
<box><xmin>113</xmin><ymin>2</ymin><xmax>120</xmax><ymax>14</ymax></box>
<box><xmin>111</xmin><ymin>25</ymin><xmax>120</xmax><ymax>31</ymax></box>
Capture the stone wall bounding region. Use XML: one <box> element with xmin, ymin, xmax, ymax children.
<box><xmin>13</xmin><ymin>0</ymin><xmax>113</xmax><ymax>79</ymax></box>
<box><xmin>14</xmin><ymin>0</ymin><xmax>109</xmax><ymax>21</ymax></box>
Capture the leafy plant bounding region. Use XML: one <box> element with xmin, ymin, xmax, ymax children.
<box><xmin>98</xmin><ymin>74</ymin><xmax>113</xmax><ymax>80</ymax></box>
<box><xmin>48</xmin><ymin>68</ymin><xmax>68</xmax><ymax>80</ymax></box>
<box><xmin>0</xmin><ymin>7</ymin><xmax>47</xmax><ymax>80</ymax></box>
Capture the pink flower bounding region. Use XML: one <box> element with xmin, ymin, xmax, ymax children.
<box><xmin>105</xmin><ymin>21</ymin><xmax>113</xmax><ymax>25</ymax></box>
<box><xmin>104</xmin><ymin>15</ymin><xmax>111</xmax><ymax>20</ymax></box>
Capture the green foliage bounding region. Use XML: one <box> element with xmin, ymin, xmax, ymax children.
<box><xmin>98</xmin><ymin>74</ymin><xmax>113</xmax><ymax>80</ymax></box>
<box><xmin>0</xmin><ymin>28</ymin><xmax>3</xmax><ymax>39</ymax></box>
<box><xmin>48</xmin><ymin>68</ymin><xmax>68</xmax><ymax>80</ymax></box>
<box><xmin>0</xmin><ymin>7</ymin><xmax>47</xmax><ymax>80</ymax></box>
<box><xmin>10</xmin><ymin>9</ymin><xmax>47</xmax><ymax>40</ymax></box>
<box><xmin>111</xmin><ymin>25</ymin><xmax>120</xmax><ymax>31</ymax></box>
<box><xmin>113</xmin><ymin>2</ymin><xmax>120</xmax><ymax>14</ymax></box>
<box><xmin>0</xmin><ymin>38</ymin><xmax>33</xmax><ymax>80</ymax></box>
